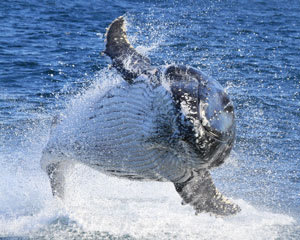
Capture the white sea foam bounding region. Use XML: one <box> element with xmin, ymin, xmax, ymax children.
<box><xmin>63</xmin><ymin>164</ymin><xmax>296</xmax><ymax>240</ymax></box>
<box><xmin>0</xmin><ymin>158</ymin><xmax>295</xmax><ymax>239</ymax></box>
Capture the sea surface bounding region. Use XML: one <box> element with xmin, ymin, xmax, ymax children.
<box><xmin>0</xmin><ymin>0</ymin><xmax>299</xmax><ymax>239</ymax></box>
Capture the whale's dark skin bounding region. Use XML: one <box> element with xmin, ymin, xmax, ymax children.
<box><xmin>42</xmin><ymin>16</ymin><xmax>240</xmax><ymax>216</ymax></box>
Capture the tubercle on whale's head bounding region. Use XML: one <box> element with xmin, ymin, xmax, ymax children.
<box><xmin>164</xmin><ymin>65</ymin><xmax>236</xmax><ymax>149</ymax></box>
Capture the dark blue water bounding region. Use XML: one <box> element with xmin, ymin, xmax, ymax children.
<box><xmin>0</xmin><ymin>0</ymin><xmax>299</xmax><ymax>239</ymax></box>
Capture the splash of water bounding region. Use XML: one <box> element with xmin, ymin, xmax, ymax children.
<box><xmin>0</xmin><ymin>69</ymin><xmax>296</xmax><ymax>239</ymax></box>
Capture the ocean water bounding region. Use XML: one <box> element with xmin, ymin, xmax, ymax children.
<box><xmin>0</xmin><ymin>0</ymin><xmax>299</xmax><ymax>239</ymax></box>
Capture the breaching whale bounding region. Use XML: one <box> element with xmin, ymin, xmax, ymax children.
<box><xmin>41</xmin><ymin>16</ymin><xmax>240</xmax><ymax>216</ymax></box>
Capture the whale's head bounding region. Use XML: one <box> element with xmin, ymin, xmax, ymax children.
<box><xmin>197</xmin><ymin>73</ymin><xmax>235</xmax><ymax>140</ymax></box>
<box><xmin>165</xmin><ymin>65</ymin><xmax>235</xmax><ymax>164</ymax></box>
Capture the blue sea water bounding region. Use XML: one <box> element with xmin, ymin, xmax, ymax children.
<box><xmin>0</xmin><ymin>0</ymin><xmax>299</xmax><ymax>239</ymax></box>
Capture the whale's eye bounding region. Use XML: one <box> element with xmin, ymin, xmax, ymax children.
<box><xmin>224</xmin><ymin>104</ymin><xmax>234</xmax><ymax>113</ymax></box>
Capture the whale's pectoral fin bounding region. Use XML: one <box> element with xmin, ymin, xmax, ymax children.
<box><xmin>104</xmin><ymin>16</ymin><xmax>156</xmax><ymax>83</ymax></box>
<box><xmin>46</xmin><ymin>162</ymin><xmax>67</xmax><ymax>199</ymax></box>
<box><xmin>174</xmin><ymin>170</ymin><xmax>240</xmax><ymax>216</ymax></box>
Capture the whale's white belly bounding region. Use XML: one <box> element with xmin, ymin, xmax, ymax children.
<box><xmin>42</xmin><ymin>81</ymin><xmax>192</xmax><ymax>182</ymax></box>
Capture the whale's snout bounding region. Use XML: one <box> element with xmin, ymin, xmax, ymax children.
<box><xmin>165</xmin><ymin>65</ymin><xmax>235</xmax><ymax>142</ymax></box>
<box><xmin>198</xmin><ymin>78</ymin><xmax>235</xmax><ymax>140</ymax></box>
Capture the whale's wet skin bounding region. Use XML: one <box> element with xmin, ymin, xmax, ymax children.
<box><xmin>41</xmin><ymin>15</ymin><xmax>240</xmax><ymax>217</ymax></box>
<box><xmin>1</xmin><ymin>0</ymin><xmax>300</xmax><ymax>239</ymax></box>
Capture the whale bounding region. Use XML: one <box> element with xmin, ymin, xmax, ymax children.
<box><xmin>41</xmin><ymin>16</ymin><xmax>240</xmax><ymax>216</ymax></box>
